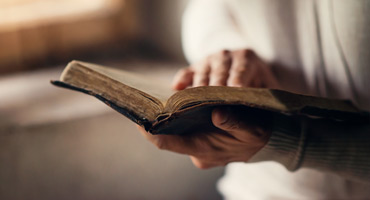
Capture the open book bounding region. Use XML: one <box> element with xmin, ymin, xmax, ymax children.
<box><xmin>51</xmin><ymin>61</ymin><xmax>363</xmax><ymax>135</ymax></box>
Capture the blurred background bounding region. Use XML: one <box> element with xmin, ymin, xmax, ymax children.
<box><xmin>0</xmin><ymin>0</ymin><xmax>224</xmax><ymax>199</ymax></box>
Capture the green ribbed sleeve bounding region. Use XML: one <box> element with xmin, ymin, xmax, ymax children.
<box><xmin>249</xmin><ymin>114</ymin><xmax>370</xmax><ymax>183</ymax></box>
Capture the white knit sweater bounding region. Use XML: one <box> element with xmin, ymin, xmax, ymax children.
<box><xmin>182</xmin><ymin>0</ymin><xmax>370</xmax><ymax>199</ymax></box>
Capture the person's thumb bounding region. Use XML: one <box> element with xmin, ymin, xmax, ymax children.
<box><xmin>212</xmin><ymin>107</ymin><xmax>247</xmax><ymax>136</ymax></box>
<box><xmin>212</xmin><ymin>107</ymin><xmax>273</xmax><ymax>143</ymax></box>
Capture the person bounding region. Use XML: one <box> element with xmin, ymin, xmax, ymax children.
<box><xmin>139</xmin><ymin>0</ymin><xmax>370</xmax><ymax>199</ymax></box>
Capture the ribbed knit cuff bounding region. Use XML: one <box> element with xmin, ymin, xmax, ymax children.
<box><xmin>249</xmin><ymin>114</ymin><xmax>307</xmax><ymax>171</ymax></box>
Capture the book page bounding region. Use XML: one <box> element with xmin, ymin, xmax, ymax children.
<box><xmin>74</xmin><ymin>61</ymin><xmax>175</xmax><ymax>104</ymax></box>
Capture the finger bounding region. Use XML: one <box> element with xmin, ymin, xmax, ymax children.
<box><xmin>137</xmin><ymin>125</ymin><xmax>198</xmax><ymax>155</ymax></box>
<box><xmin>190</xmin><ymin>156</ymin><xmax>219</xmax><ymax>169</ymax></box>
<box><xmin>209</xmin><ymin>50</ymin><xmax>231</xmax><ymax>86</ymax></box>
<box><xmin>241</xmin><ymin>64</ymin><xmax>258</xmax><ymax>87</ymax></box>
<box><xmin>257</xmin><ymin>61</ymin><xmax>280</xmax><ymax>89</ymax></box>
<box><xmin>211</xmin><ymin>107</ymin><xmax>253</xmax><ymax>139</ymax></box>
<box><xmin>172</xmin><ymin>67</ymin><xmax>194</xmax><ymax>90</ymax></box>
<box><xmin>228</xmin><ymin>66</ymin><xmax>253</xmax><ymax>87</ymax></box>
<box><xmin>251</xmin><ymin>74</ymin><xmax>262</xmax><ymax>88</ymax></box>
<box><xmin>229</xmin><ymin>50</ymin><xmax>262</xmax><ymax>87</ymax></box>
<box><xmin>228</xmin><ymin>50</ymin><xmax>252</xmax><ymax>87</ymax></box>
<box><xmin>212</xmin><ymin>108</ymin><xmax>271</xmax><ymax>142</ymax></box>
<box><xmin>193</xmin><ymin>60</ymin><xmax>211</xmax><ymax>87</ymax></box>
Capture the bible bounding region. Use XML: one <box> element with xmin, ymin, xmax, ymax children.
<box><xmin>51</xmin><ymin>60</ymin><xmax>363</xmax><ymax>135</ymax></box>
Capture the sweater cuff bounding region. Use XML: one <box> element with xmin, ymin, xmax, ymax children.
<box><xmin>249</xmin><ymin>114</ymin><xmax>307</xmax><ymax>171</ymax></box>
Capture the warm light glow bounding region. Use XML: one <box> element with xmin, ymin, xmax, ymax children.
<box><xmin>0</xmin><ymin>0</ymin><xmax>122</xmax><ymax>31</ymax></box>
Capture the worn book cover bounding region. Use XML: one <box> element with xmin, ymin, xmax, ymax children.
<box><xmin>51</xmin><ymin>60</ymin><xmax>364</xmax><ymax>135</ymax></box>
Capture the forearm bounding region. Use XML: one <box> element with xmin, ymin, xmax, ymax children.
<box><xmin>250</xmin><ymin>114</ymin><xmax>370</xmax><ymax>183</ymax></box>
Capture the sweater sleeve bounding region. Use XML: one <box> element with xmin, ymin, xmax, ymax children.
<box><xmin>249</xmin><ymin>114</ymin><xmax>370</xmax><ymax>183</ymax></box>
<box><xmin>182</xmin><ymin>0</ymin><xmax>249</xmax><ymax>63</ymax></box>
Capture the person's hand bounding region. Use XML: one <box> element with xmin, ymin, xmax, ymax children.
<box><xmin>137</xmin><ymin>49</ymin><xmax>275</xmax><ymax>169</ymax></box>
<box><xmin>138</xmin><ymin>107</ymin><xmax>272</xmax><ymax>169</ymax></box>
<box><xmin>172</xmin><ymin>49</ymin><xmax>280</xmax><ymax>90</ymax></box>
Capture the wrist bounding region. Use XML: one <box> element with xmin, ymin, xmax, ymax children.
<box><xmin>248</xmin><ymin>113</ymin><xmax>304</xmax><ymax>171</ymax></box>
